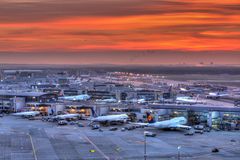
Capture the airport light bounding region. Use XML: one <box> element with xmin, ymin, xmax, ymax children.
<box><xmin>177</xmin><ymin>146</ymin><xmax>181</xmax><ymax>160</ymax></box>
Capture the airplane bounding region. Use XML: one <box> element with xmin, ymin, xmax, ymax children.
<box><xmin>176</xmin><ymin>95</ymin><xmax>204</xmax><ymax>105</ymax></box>
<box><xmin>180</xmin><ymin>88</ymin><xmax>188</xmax><ymax>92</ymax></box>
<box><xmin>13</xmin><ymin>111</ymin><xmax>40</xmax><ymax>118</ymax></box>
<box><xmin>206</xmin><ymin>92</ymin><xmax>229</xmax><ymax>99</ymax></box>
<box><xmin>136</xmin><ymin>98</ymin><xmax>147</xmax><ymax>104</ymax></box>
<box><xmin>90</xmin><ymin>114</ymin><xmax>129</xmax><ymax>125</ymax></box>
<box><xmin>135</xmin><ymin>112</ymin><xmax>192</xmax><ymax>130</ymax></box>
<box><xmin>96</xmin><ymin>98</ymin><xmax>118</xmax><ymax>104</ymax></box>
<box><xmin>54</xmin><ymin>113</ymin><xmax>80</xmax><ymax>120</ymax></box>
<box><xmin>59</xmin><ymin>94</ymin><xmax>91</xmax><ymax>101</ymax></box>
<box><xmin>122</xmin><ymin>98</ymin><xmax>147</xmax><ymax>104</ymax></box>
<box><xmin>180</xmin><ymin>87</ymin><xmax>203</xmax><ymax>94</ymax></box>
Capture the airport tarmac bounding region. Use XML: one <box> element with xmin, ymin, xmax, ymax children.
<box><xmin>0</xmin><ymin>116</ymin><xmax>240</xmax><ymax>160</ymax></box>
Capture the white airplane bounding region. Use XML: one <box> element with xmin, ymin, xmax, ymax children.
<box><xmin>13</xmin><ymin>111</ymin><xmax>40</xmax><ymax>117</ymax></box>
<box><xmin>59</xmin><ymin>94</ymin><xmax>91</xmax><ymax>101</ymax></box>
<box><xmin>54</xmin><ymin>113</ymin><xmax>80</xmax><ymax>120</ymax></box>
<box><xmin>137</xmin><ymin>98</ymin><xmax>147</xmax><ymax>104</ymax></box>
<box><xmin>180</xmin><ymin>88</ymin><xmax>188</xmax><ymax>92</ymax></box>
<box><xmin>96</xmin><ymin>98</ymin><xmax>118</xmax><ymax>103</ymax></box>
<box><xmin>176</xmin><ymin>96</ymin><xmax>204</xmax><ymax>104</ymax></box>
<box><xmin>206</xmin><ymin>92</ymin><xmax>229</xmax><ymax>99</ymax></box>
<box><xmin>90</xmin><ymin>114</ymin><xmax>129</xmax><ymax>124</ymax></box>
<box><xmin>122</xmin><ymin>98</ymin><xmax>147</xmax><ymax>104</ymax></box>
<box><xmin>135</xmin><ymin>115</ymin><xmax>192</xmax><ymax>130</ymax></box>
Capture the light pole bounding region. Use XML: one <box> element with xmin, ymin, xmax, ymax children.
<box><xmin>144</xmin><ymin>131</ymin><xmax>147</xmax><ymax>160</ymax></box>
<box><xmin>177</xmin><ymin>146</ymin><xmax>181</xmax><ymax>160</ymax></box>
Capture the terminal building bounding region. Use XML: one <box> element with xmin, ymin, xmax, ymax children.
<box><xmin>146</xmin><ymin>104</ymin><xmax>240</xmax><ymax>130</ymax></box>
<box><xmin>0</xmin><ymin>91</ymin><xmax>58</xmax><ymax>114</ymax></box>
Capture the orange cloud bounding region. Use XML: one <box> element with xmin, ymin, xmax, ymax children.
<box><xmin>0</xmin><ymin>0</ymin><xmax>240</xmax><ymax>53</ymax></box>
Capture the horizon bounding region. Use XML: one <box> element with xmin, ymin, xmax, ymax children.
<box><xmin>1</xmin><ymin>51</ymin><xmax>240</xmax><ymax>66</ymax></box>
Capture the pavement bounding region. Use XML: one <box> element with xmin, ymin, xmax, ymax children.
<box><xmin>0</xmin><ymin>116</ymin><xmax>240</xmax><ymax>160</ymax></box>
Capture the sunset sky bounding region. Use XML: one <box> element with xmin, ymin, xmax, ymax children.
<box><xmin>0</xmin><ymin>0</ymin><xmax>240</xmax><ymax>65</ymax></box>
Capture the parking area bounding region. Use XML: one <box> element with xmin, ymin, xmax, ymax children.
<box><xmin>0</xmin><ymin>116</ymin><xmax>240</xmax><ymax>160</ymax></box>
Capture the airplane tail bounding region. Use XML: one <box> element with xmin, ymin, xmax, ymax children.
<box><xmin>196</xmin><ymin>94</ymin><xmax>200</xmax><ymax>101</ymax></box>
<box><xmin>90</xmin><ymin>108</ymin><xmax>97</xmax><ymax>117</ymax></box>
<box><xmin>146</xmin><ymin>112</ymin><xmax>155</xmax><ymax>123</ymax></box>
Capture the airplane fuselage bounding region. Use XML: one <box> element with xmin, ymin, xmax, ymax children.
<box><xmin>54</xmin><ymin>114</ymin><xmax>80</xmax><ymax>120</ymax></box>
<box><xmin>147</xmin><ymin>117</ymin><xmax>187</xmax><ymax>129</ymax></box>
<box><xmin>13</xmin><ymin>111</ymin><xmax>40</xmax><ymax>117</ymax></box>
<box><xmin>92</xmin><ymin>114</ymin><xmax>128</xmax><ymax>123</ymax></box>
<box><xmin>60</xmin><ymin>94</ymin><xmax>91</xmax><ymax>101</ymax></box>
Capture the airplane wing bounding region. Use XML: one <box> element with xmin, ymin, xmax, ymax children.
<box><xmin>169</xmin><ymin>124</ymin><xmax>192</xmax><ymax>130</ymax></box>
